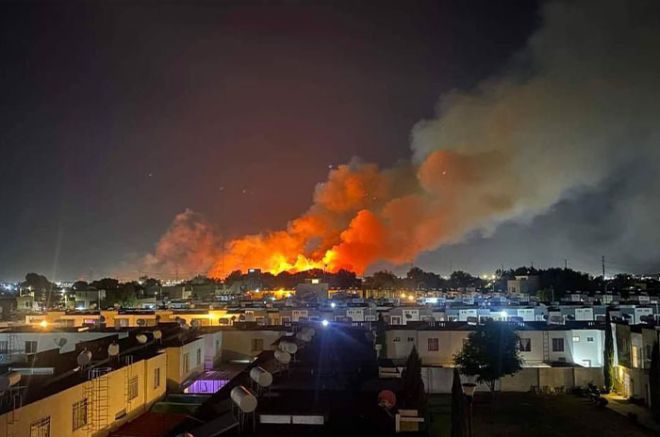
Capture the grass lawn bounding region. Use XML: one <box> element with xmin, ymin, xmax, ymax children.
<box><xmin>427</xmin><ymin>393</ymin><xmax>654</xmax><ymax>437</ymax></box>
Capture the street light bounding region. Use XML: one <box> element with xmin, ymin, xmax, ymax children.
<box><xmin>462</xmin><ymin>383</ymin><xmax>477</xmax><ymax>437</ymax></box>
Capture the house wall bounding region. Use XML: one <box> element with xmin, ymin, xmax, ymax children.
<box><xmin>219</xmin><ymin>330</ymin><xmax>286</xmax><ymax>362</ymax></box>
<box><xmin>201</xmin><ymin>331</ymin><xmax>223</xmax><ymax>369</ymax></box>
<box><xmin>0</xmin><ymin>353</ymin><xmax>166</xmax><ymax>437</ymax></box>
<box><xmin>0</xmin><ymin>331</ymin><xmax>124</xmax><ymax>354</ymax></box>
<box><xmin>420</xmin><ymin>366</ymin><xmax>604</xmax><ymax>394</ymax></box>
<box><xmin>165</xmin><ymin>337</ymin><xmax>205</xmax><ymax>390</ymax></box>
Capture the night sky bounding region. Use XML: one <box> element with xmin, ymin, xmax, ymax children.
<box><xmin>2</xmin><ymin>1</ymin><xmax>655</xmax><ymax>281</ymax></box>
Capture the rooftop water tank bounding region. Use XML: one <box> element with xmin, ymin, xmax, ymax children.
<box><xmin>274</xmin><ymin>350</ymin><xmax>291</xmax><ymax>364</ymax></box>
<box><xmin>279</xmin><ymin>341</ymin><xmax>297</xmax><ymax>354</ymax></box>
<box><xmin>249</xmin><ymin>366</ymin><xmax>273</xmax><ymax>387</ymax></box>
<box><xmin>230</xmin><ymin>386</ymin><xmax>257</xmax><ymax>413</ymax></box>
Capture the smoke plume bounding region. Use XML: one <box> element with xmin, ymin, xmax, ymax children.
<box><xmin>146</xmin><ymin>0</ymin><xmax>660</xmax><ymax>278</ymax></box>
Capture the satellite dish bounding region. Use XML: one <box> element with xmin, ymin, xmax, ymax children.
<box><xmin>137</xmin><ymin>319</ymin><xmax>146</xmax><ymax>327</ymax></box>
<box><xmin>153</xmin><ymin>329</ymin><xmax>162</xmax><ymax>340</ymax></box>
<box><xmin>191</xmin><ymin>319</ymin><xmax>200</xmax><ymax>329</ymax></box>
<box><xmin>77</xmin><ymin>350</ymin><xmax>92</xmax><ymax>367</ymax></box>
<box><xmin>136</xmin><ymin>334</ymin><xmax>148</xmax><ymax>344</ymax></box>
<box><xmin>108</xmin><ymin>343</ymin><xmax>120</xmax><ymax>357</ymax></box>
<box><xmin>0</xmin><ymin>372</ymin><xmax>21</xmax><ymax>392</ymax></box>
<box><xmin>377</xmin><ymin>390</ymin><xmax>397</xmax><ymax>410</ymax></box>
<box><xmin>99</xmin><ymin>315</ymin><xmax>106</xmax><ymax>323</ymax></box>
<box><xmin>53</xmin><ymin>337</ymin><xmax>68</xmax><ymax>348</ymax></box>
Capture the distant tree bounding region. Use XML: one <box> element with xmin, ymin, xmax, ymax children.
<box><xmin>139</xmin><ymin>276</ymin><xmax>161</xmax><ymax>288</ymax></box>
<box><xmin>21</xmin><ymin>273</ymin><xmax>54</xmax><ymax>294</ymax></box>
<box><xmin>454</xmin><ymin>322</ymin><xmax>522</xmax><ymax>392</ymax></box>
<box><xmin>21</xmin><ymin>273</ymin><xmax>56</xmax><ymax>305</ymax></box>
<box><xmin>103</xmin><ymin>282</ymin><xmax>138</xmax><ymax>307</ymax></box>
<box><xmin>650</xmin><ymin>341</ymin><xmax>660</xmax><ymax>422</ymax></box>
<box><xmin>451</xmin><ymin>367</ymin><xmax>467</xmax><ymax>437</ymax></box>
<box><xmin>364</xmin><ymin>270</ymin><xmax>399</xmax><ymax>290</ymax></box>
<box><xmin>333</xmin><ymin>269</ymin><xmax>361</xmax><ymax>289</ymax></box>
<box><xmin>401</xmin><ymin>346</ymin><xmax>426</xmax><ymax>410</ymax></box>
<box><xmin>224</xmin><ymin>270</ymin><xmax>244</xmax><ymax>287</ymax></box>
<box><xmin>90</xmin><ymin>277</ymin><xmax>119</xmax><ymax>291</ymax></box>
<box><xmin>375</xmin><ymin>313</ymin><xmax>388</xmax><ymax>359</ymax></box>
<box><xmin>449</xmin><ymin>271</ymin><xmax>481</xmax><ymax>289</ymax></box>
<box><xmin>406</xmin><ymin>267</ymin><xmax>427</xmax><ymax>290</ymax></box>
<box><xmin>603</xmin><ymin>312</ymin><xmax>615</xmax><ymax>392</ymax></box>
<box><xmin>72</xmin><ymin>280</ymin><xmax>89</xmax><ymax>291</ymax></box>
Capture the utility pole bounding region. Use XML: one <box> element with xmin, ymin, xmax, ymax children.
<box><xmin>564</xmin><ymin>259</ymin><xmax>568</xmax><ymax>270</ymax></box>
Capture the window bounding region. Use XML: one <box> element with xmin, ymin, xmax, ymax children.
<box><xmin>0</xmin><ymin>341</ymin><xmax>8</xmax><ymax>354</ymax></box>
<box><xmin>572</xmin><ymin>336</ymin><xmax>580</xmax><ymax>342</ymax></box>
<box><xmin>128</xmin><ymin>376</ymin><xmax>139</xmax><ymax>400</ymax></box>
<box><xmin>519</xmin><ymin>338</ymin><xmax>532</xmax><ymax>352</ymax></box>
<box><xmin>25</xmin><ymin>340</ymin><xmax>38</xmax><ymax>354</ymax></box>
<box><xmin>587</xmin><ymin>336</ymin><xmax>595</xmax><ymax>342</ymax></box>
<box><xmin>153</xmin><ymin>367</ymin><xmax>161</xmax><ymax>389</ymax></box>
<box><xmin>407</xmin><ymin>337</ymin><xmax>415</xmax><ymax>342</ymax></box>
<box><xmin>115</xmin><ymin>409</ymin><xmax>127</xmax><ymax>420</ymax></box>
<box><xmin>390</xmin><ymin>316</ymin><xmax>402</xmax><ymax>325</ymax></box>
<box><xmin>393</xmin><ymin>337</ymin><xmax>401</xmax><ymax>342</ymax></box>
<box><xmin>427</xmin><ymin>338</ymin><xmax>439</xmax><ymax>352</ymax></box>
<box><xmin>552</xmin><ymin>338</ymin><xmax>564</xmax><ymax>352</ymax></box>
<box><xmin>251</xmin><ymin>338</ymin><xmax>264</xmax><ymax>352</ymax></box>
<box><xmin>30</xmin><ymin>417</ymin><xmax>50</xmax><ymax>437</ymax></box>
<box><xmin>72</xmin><ymin>399</ymin><xmax>88</xmax><ymax>431</ymax></box>
<box><xmin>183</xmin><ymin>353</ymin><xmax>190</xmax><ymax>374</ymax></box>
<box><xmin>196</xmin><ymin>348</ymin><xmax>202</xmax><ymax>366</ymax></box>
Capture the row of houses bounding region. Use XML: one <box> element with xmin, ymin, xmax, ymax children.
<box><xmin>0</xmin><ymin>322</ymin><xmax>294</xmax><ymax>437</ymax></box>
<box><xmin>16</xmin><ymin>299</ymin><xmax>658</xmax><ymax>333</ymax></box>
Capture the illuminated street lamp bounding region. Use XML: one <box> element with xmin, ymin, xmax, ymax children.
<box><xmin>321</xmin><ymin>319</ymin><xmax>329</xmax><ymax>327</ymax></box>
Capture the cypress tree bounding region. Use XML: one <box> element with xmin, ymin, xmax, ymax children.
<box><xmin>401</xmin><ymin>346</ymin><xmax>426</xmax><ymax>410</ymax></box>
<box><xmin>375</xmin><ymin>313</ymin><xmax>388</xmax><ymax>358</ymax></box>
<box><xmin>451</xmin><ymin>367</ymin><xmax>467</xmax><ymax>437</ymax></box>
<box><xmin>603</xmin><ymin>312</ymin><xmax>615</xmax><ymax>392</ymax></box>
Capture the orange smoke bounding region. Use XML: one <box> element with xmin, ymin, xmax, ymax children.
<box><xmin>145</xmin><ymin>0</ymin><xmax>659</xmax><ymax>281</ymax></box>
<box><xmin>207</xmin><ymin>161</ymin><xmax>411</xmax><ymax>277</ymax></box>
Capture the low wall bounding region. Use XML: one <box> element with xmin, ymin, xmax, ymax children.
<box><xmin>421</xmin><ymin>366</ymin><xmax>604</xmax><ymax>394</ymax></box>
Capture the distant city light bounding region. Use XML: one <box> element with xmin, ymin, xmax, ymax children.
<box><xmin>330</xmin><ymin>302</ymin><xmax>336</xmax><ymax>308</ymax></box>
<box><xmin>39</xmin><ymin>320</ymin><xmax>48</xmax><ymax>328</ymax></box>
<box><xmin>408</xmin><ymin>295</ymin><xmax>415</xmax><ymax>302</ymax></box>
<box><xmin>500</xmin><ymin>311</ymin><xmax>508</xmax><ymax>319</ymax></box>
<box><xmin>321</xmin><ymin>319</ymin><xmax>329</xmax><ymax>327</ymax></box>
